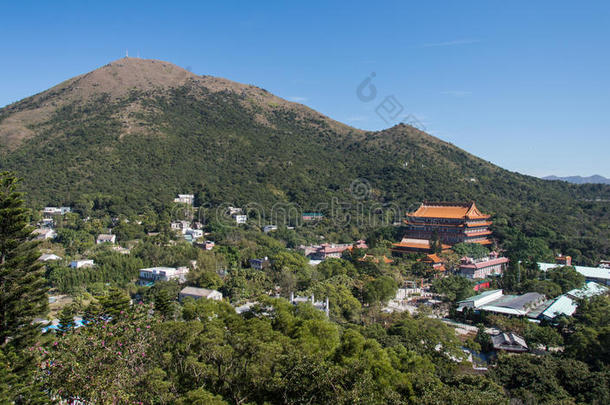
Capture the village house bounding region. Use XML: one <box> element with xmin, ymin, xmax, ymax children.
<box><xmin>300</xmin><ymin>240</ymin><xmax>368</xmax><ymax>261</ymax></box>
<box><xmin>96</xmin><ymin>234</ymin><xmax>116</xmax><ymax>244</ymax></box>
<box><xmin>179</xmin><ymin>286</ymin><xmax>223</xmax><ymax>301</ymax></box>
<box><xmin>170</xmin><ymin>220</ymin><xmax>191</xmax><ymax>234</ymax></box>
<box><xmin>186</xmin><ymin>229</ymin><xmax>204</xmax><ymax>239</ymax></box>
<box><xmin>43</xmin><ymin>206</ymin><xmax>72</xmax><ymax>216</ymax></box>
<box><xmin>234</xmin><ymin>214</ymin><xmax>247</xmax><ymax>224</ymax></box>
<box><xmin>138</xmin><ymin>266</ymin><xmax>189</xmax><ymax>283</ymax></box>
<box><xmin>250</xmin><ymin>257</ymin><xmax>271</xmax><ymax>270</ymax></box>
<box><xmin>70</xmin><ymin>260</ymin><xmax>95</xmax><ymax>269</ymax></box>
<box><xmin>173</xmin><ymin>194</ymin><xmax>195</xmax><ymax>205</ymax></box>
<box><xmin>492</xmin><ymin>332</ymin><xmax>528</xmax><ymax>353</ymax></box>
<box><xmin>290</xmin><ymin>292</ymin><xmax>329</xmax><ymax>316</ymax></box>
<box><xmin>39</xmin><ymin>253</ymin><xmax>62</xmax><ymax>262</ymax></box>
<box><xmin>228</xmin><ymin>206</ymin><xmax>242</xmax><ymax>216</ymax></box>
<box><xmin>302</xmin><ymin>212</ymin><xmax>323</xmax><ymax>221</ymax></box>
<box><xmin>33</xmin><ymin>228</ymin><xmax>57</xmax><ymax>240</ymax></box>
<box><xmin>263</xmin><ymin>225</ymin><xmax>278</xmax><ymax>233</ymax></box>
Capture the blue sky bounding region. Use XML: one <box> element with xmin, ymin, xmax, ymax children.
<box><xmin>1</xmin><ymin>1</ymin><xmax>609</xmax><ymax>177</ymax></box>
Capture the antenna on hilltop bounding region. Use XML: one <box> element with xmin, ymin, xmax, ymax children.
<box><xmin>126</xmin><ymin>49</ymin><xmax>129</xmax><ymax>58</ymax></box>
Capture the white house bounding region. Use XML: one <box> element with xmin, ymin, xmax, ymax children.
<box><xmin>39</xmin><ymin>253</ymin><xmax>62</xmax><ymax>262</ymax></box>
<box><xmin>139</xmin><ymin>266</ymin><xmax>189</xmax><ymax>283</ymax></box>
<box><xmin>235</xmin><ymin>214</ymin><xmax>247</xmax><ymax>224</ymax></box>
<box><xmin>43</xmin><ymin>207</ymin><xmax>71</xmax><ymax>216</ymax></box>
<box><xmin>179</xmin><ymin>286</ymin><xmax>222</xmax><ymax>301</ymax></box>
<box><xmin>70</xmin><ymin>260</ymin><xmax>95</xmax><ymax>269</ymax></box>
<box><xmin>96</xmin><ymin>234</ymin><xmax>116</xmax><ymax>244</ymax></box>
<box><xmin>263</xmin><ymin>225</ymin><xmax>278</xmax><ymax>233</ymax></box>
<box><xmin>186</xmin><ymin>229</ymin><xmax>204</xmax><ymax>239</ymax></box>
<box><xmin>170</xmin><ymin>220</ymin><xmax>191</xmax><ymax>234</ymax></box>
<box><xmin>228</xmin><ymin>206</ymin><xmax>242</xmax><ymax>215</ymax></box>
<box><xmin>32</xmin><ymin>228</ymin><xmax>57</xmax><ymax>240</ymax></box>
<box><xmin>174</xmin><ymin>194</ymin><xmax>195</xmax><ymax>205</ymax></box>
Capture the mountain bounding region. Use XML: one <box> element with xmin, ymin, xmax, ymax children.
<box><xmin>542</xmin><ymin>175</ymin><xmax>610</xmax><ymax>185</ymax></box>
<box><xmin>0</xmin><ymin>57</ymin><xmax>609</xmax><ymax>261</ymax></box>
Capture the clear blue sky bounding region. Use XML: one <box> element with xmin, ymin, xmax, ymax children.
<box><xmin>1</xmin><ymin>1</ymin><xmax>609</xmax><ymax>177</ymax></box>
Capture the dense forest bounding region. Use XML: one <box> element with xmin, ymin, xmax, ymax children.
<box><xmin>1</xmin><ymin>163</ymin><xmax>609</xmax><ymax>404</ymax></box>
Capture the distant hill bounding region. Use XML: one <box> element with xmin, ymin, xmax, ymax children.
<box><xmin>542</xmin><ymin>175</ymin><xmax>610</xmax><ymax>185</ymax></box>
<box><xmin>0</xmin><ymin>57</ymin><xmax>609</xmax><ymax>261</ymax></box>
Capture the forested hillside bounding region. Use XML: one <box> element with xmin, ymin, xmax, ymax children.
<box><xmin>0</xmin><ymin>58</ymin><xmax>608</xmax><ymax>261</ymax></box>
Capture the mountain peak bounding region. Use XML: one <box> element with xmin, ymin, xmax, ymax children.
<box><xmin>0</xmin><ymin>58</ymin><xmax>359</xmax><ymax>149</ymax></box>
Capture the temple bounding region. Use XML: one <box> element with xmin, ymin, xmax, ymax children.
<box><xmin>392</xmin><ymin>201</ymin><xmax>493</xmax><ymax>254</ymax></box>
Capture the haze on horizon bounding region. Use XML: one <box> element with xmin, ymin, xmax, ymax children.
<box><xmin>1</xmin><ymin>0</ymin><xmax>608</xmax><ymax>178</ymax></box>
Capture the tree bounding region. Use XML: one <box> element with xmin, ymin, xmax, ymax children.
<box><xmin>546</xmin><ymin>266</ymin><xmax>585</xmax><ymax>293</ymax></box>
<box><xmin>452</xmin><ymin>242</ymin><xmax>489</xmax><ymax>259</ymax></box>
<box><xmin>362</xmin><ymin>276</ymin><xmax>398</xmax><ymax>305</ymax></box>
<box><xmin>0</xmin><ymin>172</ymin><xmax>48</xmax><ymax>348</ymax></box>
<box><xmin>98</xmin><ymin>288</ymin><xmax>130</xmax><ymax>320</ymax></box>
<box><xmin>431</xmin><ymin>276</ymin><xmax>473</xmax><ymax>302</ymax></box>
<box><xmin>57</xmin><ymin>304</ymin><xmax>76</xmax><ymax>335</ymax></box>
<box><xmin>475</xmin><ymin>323</ymin><xmax>493</xmax><ymax>352</ymax></box>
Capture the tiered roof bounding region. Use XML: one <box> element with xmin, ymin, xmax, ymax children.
<box><xmin>408</xmin><ymin>201</ymin><xmax>491</xmax><ymax>220</ymax></box>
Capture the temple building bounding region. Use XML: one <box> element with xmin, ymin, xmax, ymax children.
<box><xmin>392</xmin><ymin>201</ymin><xmax>493</xmax><ymax>254</ymax></box>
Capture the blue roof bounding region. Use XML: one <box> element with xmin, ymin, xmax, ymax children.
<box><xmin>541</xmin><ymin>295</ymin><xmax>577</xmax><ymax>319</ymax></box>
<box><xmin>538</xmin><ymin>262</ymin><xmax>610</xmax><ymax>281</ymax></box>
<box><xmin>567</xmin><ymin>281</ymin><xmax>608</xmax><ymax>299</ymax></box>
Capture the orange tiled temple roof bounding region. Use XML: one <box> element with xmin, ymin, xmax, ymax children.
<box><xmin>408</xmin><ymin>201</ymin><xmax>491</xmax><ymax>220</ymax></box>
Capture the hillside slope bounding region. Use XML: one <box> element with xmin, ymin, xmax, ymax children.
<box><xmin>0</xmin><ymin>58</ymin><xmax>608</xmax><ymax>261</ymax></box>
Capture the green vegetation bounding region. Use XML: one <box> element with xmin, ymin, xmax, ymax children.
<box><xmin>0</xmin><ymin>79</ymin><xmax>608</xmax><ymax>262</ymax></box>
<box><xmin>0</xmin><ymin>175</ymin><xmax>608</xmax><ymax>404</ymax></box>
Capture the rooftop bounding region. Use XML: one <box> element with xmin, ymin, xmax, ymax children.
<box><xmin>180</xmin><ymin>286</ymin><xmax>219</xmax><ymax>298</ymax></box>
<box><xmin>408</xmin><ymin>201</ymin><xmax>490</xmax><ymax>220</ymax></box>
<box><xmin>538</xmin><ymin>262</ymin><xmax>610</xmax><ymax>281</ymax></box>
<box><xmin>567</xmin><ymin>281</ymin><xmax>609</xmax><ymax>299</ymax></box>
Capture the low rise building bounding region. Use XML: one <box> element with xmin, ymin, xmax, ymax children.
<box><xmin>492</xmin><ymin>332</ymin><xmax>528</xmax><ymax>353</ymax></box>
<box><xmin>70</xmin><ymin>260</ymin><xmax>95</xmax><ymax>269</ymax></box>
<box><xmin>96</xmin><ymin>234</ymin><xmax>116</xmax><ymax>244</ymax></box>
<box><xmin>459</xmin><ymin>252</ymin><xmax>509</xmax><ymax>279</ymax></box>
<box><xmin>186</xmin><ymin>229</ymin><xmax>204</xmax><ymax>239</ymax></box>
<box><xmin>43</xmin><ymin>206</ymin><xmax>71</xmax><ymax>216</ymax></box>
<box><xmin>179</xmin><ymin>286</ymin><xmax>222</xmax><ymax>301</ymax></box>
<box><xmin>234</xmin><ymin>214</ymin><xmax>247</xmax><ymax>224</ymax></box>
<box><xmin>32</xmin><ymin>228</ymin><xmax>57</xmax><ymax>240</ymax></box>
<box><xmin>539</xmin><ymin>282</ymin><xmax>608</xmax><ymax>321</ymax></box>
<box><xmin>139</xmin><ymin>266</ymin><xmax>188</xmax><ymax>283</ymax></box>
<box><xmin>39</xmin><ymin>253</ymin><xmax>62</xmax><ymax>262</ymax></box>
<box><xmin>250</xmin><ymin>257</ymin><xmax>271</xmax><ymax>270</ymax></box>
<box><xmin>457</xmin><ymin>290</ymin><xmax>546</xmax><ymax>317</ymax></box>
<box><xmin>302</xmin><ymin>212</ymin><xmax>324</xmax><ymax>221</ymax></box>
<box><xmin>263</xmin><ymin>225</ymin><xmax>278</xmax><ymax>233</ymax></box>
<box><xmin>170</xmin><ymin>220</ymin><xmax>191</xmax><ymax>234</ymax></box>
<box><xmin>173</xmin><ymin>194</ymin><xmax>195</xmax><ymax>205</ymax></box>
<box><xmin>289</xmin><ymin>292</ymin><xmax>329</xmax><ymax>316</ymax></box>
<box><xmin>538</xmin><ymin>262</ymin><xmax>610</xmax><ymax>286</ymax></box>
